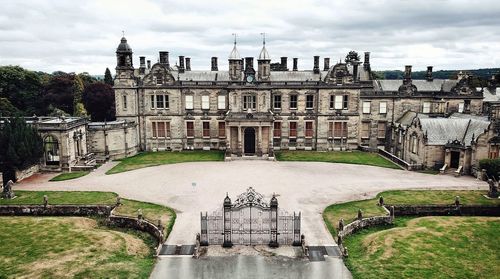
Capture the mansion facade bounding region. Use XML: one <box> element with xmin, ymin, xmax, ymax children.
<box><xmin>113</xmin><ymin>36</ymin><xmax>500</xmax><ymax>174</ymax></box>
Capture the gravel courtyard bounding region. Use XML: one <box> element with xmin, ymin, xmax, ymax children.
<box><xmin>17</xmin><ymin>160</ymin><xmax>486</xmax><ymax>245</ymax></box>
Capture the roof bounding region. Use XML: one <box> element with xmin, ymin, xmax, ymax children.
<box><xmin>258</xmin><ymin>45</ymin><xmax>270</xmax><ymax>60</ymax></box>
<box><xmin>395</xmin><ymin>111</ymin><xmax>428</xmax><ymax>126</ymax></box>
<box><xmin>376</xmin><ymin>79</ymin><xmax>455</xmax><ymax>92</ymax></box>
<box><xmin>420</xmin><ymin>116</ymin><xmax>489</xmax><ymax>146</ymax></box>
<box><xmin>116</xmin><ymin>37</ymin><xmax>132</xmax><ymax>53</ymax></box>
<box><xmin>482</xmin><ymin>87</ymin><xmax>500</xmax><ymax>102</ymax></box>
<box><xmin>177</xmin><ymin>71</ymin><xmax>231</xmax><ymax>81</ymax></box>
<box><xmin>229</xmin><ymin>43</ymin><xmax>240</xmax><ymax>60</ymax></box>
<box><xmin>269</xmin><ymin>71</ymin><xmax>324</xmax><ymax>81</ymax></box>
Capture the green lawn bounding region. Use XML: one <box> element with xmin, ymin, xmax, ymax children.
<box><xmin>0</xmin><ymin>191</ymin><xmax>176</xmax><ymax>235</ymax></box>
<box><xmin>275</xmin><ymin>150</ymin><xmax>401</xmax><ymax>169</ymax></box>
<box><xmin>49</xmin><ymin>171</ymin><xmax>90</xmax><ymax>181</ymax></box>
<box><xmin>106</xmin><ymin>150</ymin><xmax>225</xmax><ymax>174</ymax></box>
<box><xmin>0</xmin><ymin>216</ymin><xmax>157</xmax><ymax>278</ymax></box>
<box><xmin>343</xmin><ymin>216</ymin><xmax>500</xmax><ymax>279</ymax></box>
<box><xmin>323</xmin><ymin>190</ymin><xmax>500</xmax><ymax>236</ymax></box>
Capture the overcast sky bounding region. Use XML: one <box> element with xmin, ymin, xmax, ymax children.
<box><xmin>1</xmin><ymin>0</ymin><xmax>499</xmax><ymax>75</ymax></box>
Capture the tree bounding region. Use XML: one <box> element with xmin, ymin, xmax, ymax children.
<box><xmin>82</xmin><ymin>82</ymin><xmax>115</xmax><ymax>121</ymax></box>
<box><xmin>0</xmin><ymin>117</ymin><xmax>43</xmax><ymax>183</ymax></box>
<box><xmin>104</xmin><ymin>68</ymin><xmax>114</xmax><ymax>86</ymax></box>
<box><xmin>41</xmin><ymin>74</ymin><xmax>76</xmax><ymax>115</ymax></box>
<box><xmin>73</xmin><ymin>74</ymin><xmax>84</xmax><ymax>115</ymax></box>
<box><xmin>0</xmin><ymin>98</ymin><xmax>21</xmax><ymax>117</ymax></box>
<box><xmin>345</xmin><ymin>51</ymin><xmax>360</xmax><ymax>64</ymax></box>
<box><xmin>0</xmin><ymin>66</ymin><xmax>44</xmax><ymax>115</ymax></box>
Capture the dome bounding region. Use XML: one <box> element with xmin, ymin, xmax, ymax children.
<box><xmin>229</xmin><ymin>43</ymin><xmax>240</xmax><ymax>60</ymax></box>
<box><xmin>258</xmin><ymin>45</ymin><xmax>270</xmax><ymax>60</ymax></box>
<box><xmin>116</xmin><ymin>37</ymin><xmax>132</xmax><ymax>53</ymax></box>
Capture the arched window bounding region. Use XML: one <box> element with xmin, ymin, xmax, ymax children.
<box><xmin>44</xmin><ymin>135</ymin><xmax>60</xmax><ymax>165</ymax></box>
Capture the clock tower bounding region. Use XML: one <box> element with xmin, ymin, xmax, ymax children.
<box><xmin>244</xmin><ymin>57</ymin><xmax>256</xmax><ymax>83</ymax></box>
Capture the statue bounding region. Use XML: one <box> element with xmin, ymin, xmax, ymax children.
<box><xmin>454</xmin><ymin>196</ymin><xmax>460</xmax><ymax>207</ymax></box>
<box><xmin>357</xmin><ymin>209</ymin><xmax>363</xmax><ymax>220</ymax></box>
<box><xmin>488</xmin><ymin>179</ymin><xmax>499</xmax><ymax>198</ymax></box>
<box><xmin>378</xmin><ymin>196</ymin><xmax>384</xmax><ymax>206</ymax></box>
<box><xmin>2</xmin><ymin>180</ymin><xmax>15</xmax><ymax>199</ymax></box>
<box><xmin>338</xmin><ymin>218</ymin><xmax>344</xmax><ymax>231</ymax></box>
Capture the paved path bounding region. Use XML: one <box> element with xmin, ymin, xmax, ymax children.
<box><xmin>17</xmin><ymin>160</ymin><xmax>486</xmax><ymax>246</ymax></box>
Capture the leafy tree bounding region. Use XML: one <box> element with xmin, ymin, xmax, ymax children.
<box><xmin>0</xmin><ymin>66</ymin><xmax>44</xmax><ymax>115</ymax></box>
<box><xmin>73</xmin><ymin>75</ymin><xmax>84</xmax><ymax>113</ymax></box>
<box><xmin>73</xmin><ymin>102</ymin><xmax>88</xmax><ymax>118</ymax></box>
<box><xmin>78</xmin><ymin>72</ymin><xmax>97</xmax><ymax>88</ymax></box>
<box><xmin>0</xmin><ymin>98</ymin><xmax>21</xmax><ymax>117</ymax></box>
<box><xmin>82</xmin><ymin>82</ymin><xmax>115</xmax><ymax>121</ymax></box>
<box><xmin>41</xmin><ymin>74</ymin><xmax>76</xmax><ymax>115</ymax></box>
<box><xmin>104</xmin><ymin>68</ymin><xmax>114</xmax><ymax>86</ymax></box>
<box><xmin>0</xmin><ymin>117</ymin><xmax>43</xmax><ymax>183</ymax></box>
<box><xmin>345</xmin><ymin>51</ymin><xmax>360</xmax><ymax>64</ymax></box>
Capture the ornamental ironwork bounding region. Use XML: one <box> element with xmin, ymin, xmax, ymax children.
<box><xmin>200</xmin><ymin>187</ymin><xmax>301</xmax><ymax>247</ymax></box>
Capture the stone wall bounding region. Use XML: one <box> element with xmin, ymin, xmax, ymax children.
<box><xmin>0</xmin><ymin>204</ymin><xmax>113</xmax><ymax>216</ymax></box>
<box><xmin>15</xmin><ymin>164</ymin><xmax>40</xmax><ymax>182</ymax></box>
<box><xmin>338</xmin><ymin>215</ymin><xmax>393</xmax><ymax>239</ymax></box>
<box><xmin>388</xmin><ymin>204</ymin><xmax>500</xmax><ymax>217</ymax></box>
<box><xmin>107</xmin><ymin>215</ymin><xmax>164</xmax><ymax>245</ymax></box>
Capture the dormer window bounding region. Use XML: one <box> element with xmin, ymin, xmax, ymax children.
<box><xmin>156</xmin><ymin>74</ymin><xmax>163</xmax><ymax>85</ymax></box>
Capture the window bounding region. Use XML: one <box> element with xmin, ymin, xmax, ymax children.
<box><xmin>362</xmin><ymin>101</ymin><xmax>371</xmax><ymax>114</ymax></box>
<box><xmin>306</xmin><ymin>95</ymin><xmax>314</xmax><ymax>109</ymax></box>
<box><xmin>379</xmin><ymin>102</ymin><xmax>387</xmax><ymax>114</ymax></box>
<box><xmin>289</xmin><ymin>122</ymin><xmax>297</xmax><ymax>137</ymax></box>
<box><xmin>202</xmin><ymin>95</ymin><xmax>210</xmax><ymax>110</ymax></box>
<box><xmin>150</xmin><ymin>95</ymin><xmax>155</xmax><ymax>109</ymax></box>
<box><xmin>361</xmin><ymin>122</ymin><xmax>370</xmax><ymax>138</ymax></box>
<box><xmin>290</xmin><ymin>95</ymin><xmax>298</xmax><ymax>109</ymax></box>
<box><xmin>329</xmin><ymin>95</ymin><xmax>335</xmax><ymax>109</ymax></box>
<box><xmin>489</xmin><ymin>145</ymin><xmax>499</xmax><ymax>159</ymax></box>
<box><xmin>218</xmin><ymin>122</ymin><xmax>226</xmax><ymax>137</ymax></box>
<box><xmin>343</xmin><ymin>95</ymin><xmax>348</xmax><ymax>109</ymax></box>
<box><xmin>464</xmin><ymin>100</ymin><xmax>471</xmax><ymax>112</ymax></box>
<box><xmin>156</xmin><ymin>95</ymin><xmax>164</xmax><ymax>109</ymax></box>
<box><xmin>150</xmin><ymin>94</ymin><xmax>169</xmax><ymax>109</ymax></box>
<box><xmin>377</xmin><ymin>122</ymin><xmax>386</xmax><ymax>138</ymax></box>
<box><xmin>422</xmin><ymin>102</ymin><xmax>431</xmax><ymax>113</ymax></box>
<box><xmin>333</xmin><ymin>122</ymin><xmax>348</xmax><ymax>138</ymax></box>
<box><xmin>273</xmin><ymin>95</ymin><xmax>282</xmax><ymax>110</ymax></box>
<box><xmin>156</xmin><ymin>75</ymin><xmax>163</xmax><ymax>85</ymax></box>
<box><xmin>243</xmin><ymin>95</ymin><xmax>256</xmax><ymax>110</ymax></box>
<box><xmin>185</xmin><ymin>95</ymin><xmax>194</xmax><ymax>110</ymax></box>
<box><xmin>411</xmin><ymin>135</ymin><xmax>419</xmax><ymax>154</ymax></box>
<box><xmin>151</xmin><ymin>121</ymin><xmax>171</xmax><ymax>138</ymax></box>
<box><xmin>203</xmin><ymin>122</ymin><xmax>210</xmax><ymax>138</ymax></box>
<box><xmin>305</xmin><ymin>122</ymin><xmax>313</xmax><ymax>137</ymax></box>
<box><xmin>458</xmin><ymin>102</ymin><xmax>464</xmax><ymax>113</ymax></box>
<box><xmin>218</xmin><ymin>95</ymin><xmax>226</xmax><ymax>110</ymax></box>
<box><xmin>186</xmin><ymin>121</ymin><xmax>194</xmax><ymax>137</ymax></box>
<box><xmin>273</xmin><ymin>122</ymin><xmax>281</xmax><ymax>138</ymax></box>
<box><xmin>334</xmin><ymin>95</ymin><xmax>342</xmax><ymax>110</ymax></box>
<box><xmin>123</xmin><ymin>95</ymin><xmax>127</xmax><ymax>110</ymax></box>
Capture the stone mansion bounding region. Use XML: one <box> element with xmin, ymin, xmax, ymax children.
<box><xmin>3</xmin><ymin>36</ymin><xmax>499</xmax><ymax>178</ymax></box>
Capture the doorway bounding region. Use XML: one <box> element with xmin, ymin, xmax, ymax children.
<box><xmin>450</xmin><ymin>151</ymin><xmax>460</xmax><ymax>169</ymax></box>
<box><xmin>244</xmin><ymin>127</ymin><xmax>256</xmax><ymax>155</ymax></box>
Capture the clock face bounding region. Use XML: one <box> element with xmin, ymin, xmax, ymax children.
<box><xmin>246</xmin><ymin>75</ymin><xmax>254</xmax><ymax>82</ymax></box>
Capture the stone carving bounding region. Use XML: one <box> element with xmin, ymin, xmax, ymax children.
<box><xmin>338</xmin><ymin>218</ymin><xmax>344</xmax><ymax>231</ymax></box>
<box><xmin>138</xmin><ymin>209</ymin><xmax>143</xmax><ymax>220</ymax></box>
<box><xmin>455</xmin><ymin>196</ymin><xmax>460</xmax><ymax>207</ymax></box>
<box><xmin>232</xmin><ymin>187</ymin><xmax>268</xmax><ymax>209</ymax></box>
<box><xmin>43</xmin><ymin>195</ymin><xmax>48</xmax><ymax>207</ymax></box>
<box><xmin>357</xmin><ymin>209</ymin><xmax>363</xmax><ymax>220</ymax></box>
<box><xmin>378</xmin><ymin>196</ymin><xmax>384</xmax><ymax>206</ymax></box>
<box><xmin>116</xmin><ymin>196</ymin><xmax>122</xmax><ymax>206</ymax></box>
<box><xmin>488</xmin><ymin>179</ymin><xmax>499</xmax><ymax>198</ymax></box>
<box><xmin>2</xmin><ymin>180</ymin><xmax>15</xmax><ymax>199</ymax></box>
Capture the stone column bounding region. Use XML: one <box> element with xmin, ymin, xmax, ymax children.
<box><xmin>258</xmin><ymin>126</ymin><xmax>263</xmax><ymax>156</ymax></box>
<box><xmin>238</xmin><ymin>126</ymin><xmax>242</xmax><ymax>156</ymax></box>
<box><xmin>226</xmin><ymin>124</ymin><xmax>231</xmax><ymax>151</ymax></box>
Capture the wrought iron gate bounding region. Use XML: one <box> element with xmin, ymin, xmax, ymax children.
<box><xmin>200</xmin><ymin>187</ymin><xmax>301</xmax><ymax>247</ymax></box>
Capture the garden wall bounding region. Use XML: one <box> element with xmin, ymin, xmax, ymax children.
<box><xmin>338</xmin><ymin>215</ymin><xmax>393</xmax><ymax>239</ymax></box>
<box><xmin>388</xmin><ymin>204</ymin><xmax>500</xmax><ymax>217</ymax></box>
<box><xmin>0</xmin><ymin>204</ymin><xmax>113</xmax><ymax>216</ymax></box>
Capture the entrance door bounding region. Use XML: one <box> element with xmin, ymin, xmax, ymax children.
<box><xmin>244</xmin><ymin>127</ymin><xmax>256</xmax><ymax>155</ymax></box>
<box><xmin>450</xmin><ymin>151</ymin><xmax>460</xmax><ymax>168</ymax></box>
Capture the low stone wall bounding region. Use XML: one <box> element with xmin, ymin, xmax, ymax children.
<box><xmin>15</xmin><ymin>164</ymin><xmax>40</xmax><ymax>182</ymax></box>
<box><xmin>338</xmin><ymin>215</ymin><xmax>393</xmax><ymax>239</ymax></box>
<box><xmin>107</xmin><ymin>215</ymin><xmax>164</xmax><ymax>250</ymax></box>
<box><xmin>0</xmin><ymin>204</ymin><xmax>113</xmax><ymax>216</ymax></box>
<box><xmin>388</xmin><ymin>204</ymin><xmax>500</xmax><ymax>217</ymax></box>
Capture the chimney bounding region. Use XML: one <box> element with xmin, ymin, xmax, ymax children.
<box><xmin>178</xmin><ymin>56</ymin><xmax>185</xmax><ymax>73</ymax></box>
<box><xmin>159</xmin><ymin>51</ymin><xmax>170</xmax><ymax>67</ymax></box>
<box><xmin>185</xmin><ymin>57</ymin><xmax>191</xmax><ymax>71</ymax></box>
<box><xmin>211</xmin><ymin>57</ymin><xmax>218</xmax><ymax>71</ymax></box>
<box><xmin>404</xmin><ymin>65</ymin><xmax>412</xmax><ymax>84</ymax></box>
<box><xmin>139</xmin><ymin>56</ymin><xmax>146</xmax><ymax>74</ymax></box>
<box><xmin>293</xmin><ymin>58</ymin><xmax>298</xmax><ymax>71</ymax></box>
<box><xmin>353</xmin><ymin>62</ymin><xmax>359</xmax><ymax>82</ymax></box>
<box><xmin>323</xmin><ymin>58</ymin><xmax>330</xmax><ymax>71</ymax></box>
<box><xmin>364</xmin><ymin>52</ymin><xmax>370</xmax><ymax>70</ymax></box>
<box><xmin>313</xmin><ymin>56</ymin><xmax>320</xmax><ymax>74</ymax></box>
<box><xmin>426</xmin><ymin>66</ymin><xmax>433</xmax><ymax>81</ymax></box>
<box><xmin>245</xmin><ymin>57</ymin><xmax>254</xmax><ymax>71</ymax></box>
<box><xmin>280</xmin><ymin>57</ymin><xmax>288</xmax><ymax>71</ymax></box>
<box><xmin>147</xmin><ymin>60</ymin><xmax>151</xmax><ymax>70</ymax></box>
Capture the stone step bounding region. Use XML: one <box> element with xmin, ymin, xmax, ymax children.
<box><xmin>159</xmin><ymin>244</ymin><xmax>195</xmax><ymax>256</ymax></box>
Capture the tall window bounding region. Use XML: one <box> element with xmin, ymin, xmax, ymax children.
<box><xmin>305</xmin><ymin>121</ymin><xmax>314</xmax><ymax>137</ymax></box>
<box><xmin>458</xmin><ymin>102</ymin><xmax>464</xmax><ymax>113</ymax></box>
<box><xmin>156</xmin><ymin>95</ymin><xmax>164</xmax><ymax>109</ymax></box>
<box><xmin>290</xmin><ymin>95</ymin><xmax>298</xmax><ymax>109</ymax></box>
<box><xmin>273</xmin><ymin>95</ymin><xmax>282</xmax><ymax>110</ymax></box>
<box><xmin>306</xmin><ymin>95</ymin><xmax>314</xmax><ymax>109</ymax></box>
<box><xmin>218</xmin><ymin>122</ymin><xmax>226</xmax><ymax>138</ymax></box>
<box><xmin>243</xmin><ymin>95</ymin><xmax>256</xmax><ymax>110</ymax></box>
<box><xmin>489</xmin><ymin>145</ymin><xmax>499</xmax><ymax>159</ymax></box>
<box><xmin>186</xmin><ymin>121</ymin><xmax>194</xmax><ymax>137</ymax></box>
<box><xmin>422</xmin><ymin>102</ymin><xmax>431</xmax><ymax>113</ymax></box>
<box><xmin>379</xmin><ymin>102</ymin><xmax>387</xmax><ymax>114</ymax></box>
<box><xmin>218</xmin><ymin>95</ymin><xmax>226</xmax><ymax>110</ymax></box>
<box><xmin>362</xmin><ymin>101</ymin><xmax>371</xmax><ymax>114</ymax></box>
<box><xmin>123</xmin><ymin>95</ymin><xmax>127</xmax><ymax>110</ymax></box>
<box><xmin>202</xmin><ymin>95</ymin><xmax>210</xmax><ymax>110</ymax></box>
<box><xmin>185</xmin><ymin>95</ymin><xmax>194</xmax><ymax>110</ymax></box>
<box><xmin>150</xmin><ymin>94</ymin><xmax>169</xmax><ymax>109</ymax></box>
<box><xmin>377</xmin><ymin>122</ymin><xmax>386</xmax><ymax>138</ymax></box>
<box><xmin>203</xmin><ymin>122</ymin><xmax>210</xmax><ymax>138</ymax></box>
<box><xmin>361</xmin><ymin>122</ymin><xmax>370</xmax><ymax>138</ymax></box>
<box><xmin>273</xmin><ymin>122</ymin><xmax>281</xmax><ymax>138</ymax></box>
<box><xmin>156</xmin><ymin>74</ymin><xmax>163</xmax><ymax>85</ymax></box>
<box><xmin>151</xmin><ymin>121</ymin><xmax>171</xmax><ymax>138</ymax></box>
<box><xmin>331</xmin><ymin>122</ymin><xmax>348</xmax><ymax>138</ymax></box>
<box><xmin>289</xmin><ymin>122</ymin><xmax>297</xmax><ymax>137</ymax></box>
<box><xmin>411</xmin><ymin>135</ymin><xmax>419</xmax><ymax>154</ymax></box>
<box><xmin>343</xmin><ymin>95</ymin><xmax>348</xmax><ymax>109</ymax></box>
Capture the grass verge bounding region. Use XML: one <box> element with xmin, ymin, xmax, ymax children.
<box><xmin>106</xmin><ymin>150</ymin><xmax>225</xmax><ymax>174</ymax></box>
<box><xmin>343</xmin><ymin>216</ymin><xmax>500</xmax><ymax>279</ymax></box>
<box><xmin>49</xmin><ymin>171</ymin><xmax>90</xmax><ymax>182</ymax></box>
<box><xmin>275</xmin><ymin>150</ymin><xmax>401</xmax><ymax>169</ymax></box>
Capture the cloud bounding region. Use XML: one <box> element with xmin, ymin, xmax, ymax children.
<box><xmin>0</xmin><ymin>0</ymin><xmax>499</xmax><ymax>74</ymax></box>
